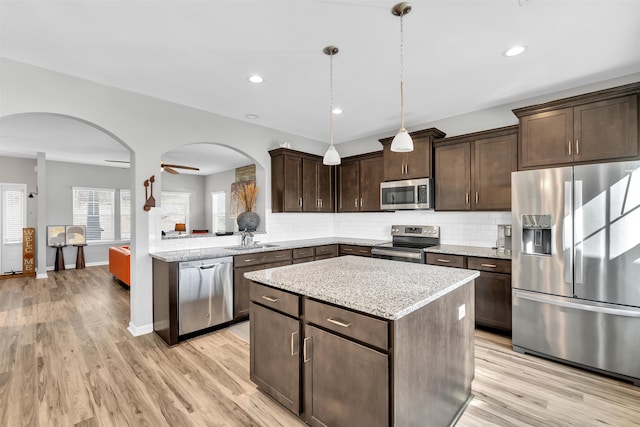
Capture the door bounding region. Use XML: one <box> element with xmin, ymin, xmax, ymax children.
<box><xmin>304</xmin><ymin>324</ymin><xmax>388</xmax><ymax>427</ymax></box>
<box><xmin>382</xmin><ymin>144</ymin><xmax>405</xmax><ymax>181</ymax></box>
<box><xmin>520</xmin><ymin>108</ymin><xmax>573</xmax><ymax>168</ymax></box>
<box><xmin>316</xmin><ymin>162</ymin><xmax>333</xmax><ymax>212</ymax></box>
<box><xmin>573</xmin><ymin>161</ymin><xmax>640</xmax><ymax>307</ymax></box>
<box><xmin>1</xmin><ymin>183</ymin><xmax>27</xmax><ymax>274</ymax></box>
<box><xmin>403</xmin><ymin>137</ymin><xmax>430</xmax><ymax>179</ymax></box>
<box><xmin>302</xmin><ymin>158</ymin><xmax>318</xmax><ymax>212</ymax></box>
<box><xmin>574</xmin><ymin>95</ymin><xmax>639</xmax><ymax>163</ymax></box>
<box><xmin>511</xmin><ymin>167</ymin><xmax>573</xmax><ymax>297</ymax></box>
<box><xmin>250</xmin><ymin>302</ymin><xmax>301</xmax><ymax>415</ymax></box>
<box><xmin>284</xmin><ymin>156</ymin><xmax>302</xmax><ymax>211</ymax></box>
<box><xmin>474</xmin><ymin>134</ymin><xmax>517</xmax><ymax>210</ymax></box>
<box><xmin>435</xmin><ymin>143</ymin><xmax>471</xmax><ymax>210</ymax></box>
<box><xmin>359</xmin><ymin>155</ymin><xmax>383</xmax><ymax>211</ymax></box>
<box><xmin>338</xmin><ymin>160</ymin><xmax>359</xmax><ymax>212</ymax></box>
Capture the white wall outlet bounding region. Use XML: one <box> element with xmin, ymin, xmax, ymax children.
<box><xmin>458</xmin><ymin>304</ymin><xmax>466</xmax><ymax>320</ymax></box>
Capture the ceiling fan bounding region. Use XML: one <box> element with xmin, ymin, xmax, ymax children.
<box><xmin>105</xmin><ymin>160</ymin><xmax>200</xmax><ymax>174</ymax></box>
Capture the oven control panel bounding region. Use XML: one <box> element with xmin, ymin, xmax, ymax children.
<box><xmin>391</xmin><ymin>225</ymin><xmax>440</xmax><ymax>238</ymax></box>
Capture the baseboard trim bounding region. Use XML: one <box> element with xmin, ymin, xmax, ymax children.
<box><xmin>128</xmin><ymin>322</ymin><xmax>153</xmax><ymax>337</ymax></box>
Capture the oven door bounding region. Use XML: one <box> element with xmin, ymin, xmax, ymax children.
<box><xmin>371</xmin><ymin>248</ymin><xmax>424</xmax><ymax>264</ymax></box>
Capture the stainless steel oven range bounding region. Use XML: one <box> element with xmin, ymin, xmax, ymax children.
<box><xmin>371</xmin><ymin>225</ymin><xmax>440</xmax><ymax>264</ymax></box>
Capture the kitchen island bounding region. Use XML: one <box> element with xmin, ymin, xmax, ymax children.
<box><xmin>245</xmin><ymin>256</ymin><xmax>480</xmax><ymax>427</ymax></box>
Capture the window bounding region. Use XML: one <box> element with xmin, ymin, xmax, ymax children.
<box><xmin>120</xmin><ymin>189</ymin><xmax>131</xmax><ymax>240</ymax></box>
<box><xmin>3</xmin><ymin>188</ymin><xmax>25</xmax><ymax>244</ymax></box>
<box><xmin>160</xmin><ymin>191</ymin><xmax>190</xmax><ymax>232</ymax></box>
<box><xmin>72</xmin><ymin>187</ymin><xmax>115</xmax><ymax>241</ymax></box>
<box><xmin>211</xmin><ymin>191</ymin><xmax>226</xmax><ymax>233</ymax></box>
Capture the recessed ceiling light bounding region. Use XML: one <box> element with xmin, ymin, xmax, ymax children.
<box><xmin>245</xmin><ymin>113</ymin><xmax>259</xmax><ymax>119</ymax></box>
<box><xmin>248</xmin><ymin>74</ymin><xmax>264</xmax><ymax>83</ymax></box>
<box><xmin>332</xmin><ymin>107</ymin><xmax>343</xmax><ymax>115</ymax></box>
<box><xmin>503</xmin><ymin>45</ymin><xmax>527</xmax><ymax>57</ymax></box>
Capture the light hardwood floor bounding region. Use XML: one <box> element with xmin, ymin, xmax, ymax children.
<box><xmin>0</xmin><ymin>266</ymin><xmax>638</xmax><ymax>426</ymax></box>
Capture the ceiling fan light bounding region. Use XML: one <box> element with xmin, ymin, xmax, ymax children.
<box><xmin>391</xmin><ymin>130</ymin><xmax>413</xmax><ymax>152</ymax></box>
<box><xmin>323</xmin><ymin>145</ymin><xmax>341</xmax><ymax>165</ymax></box>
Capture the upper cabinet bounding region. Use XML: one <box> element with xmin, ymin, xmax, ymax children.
<box><xmin>338</xmin><ymin>151</ymin><xmax>383</xmax><ymax>212</ymax></box>
<box><xmin>270</xmin><ymin>149</ymin><xmax>334</xmax><ymax>213</ymax></box>
<box><xmin>434</xmin><ymin>126</ymin><xmax>518</xmax><ymax>211</ymax></box>
<box><xmin>379</xmin><ymin>128</ymin><xmax>445</xmax><ymax>181</ymax></box>
<box><xmin>514</xmin><ymin>83</ymin><xmax>640</xmax><ymax>169</ymax></box>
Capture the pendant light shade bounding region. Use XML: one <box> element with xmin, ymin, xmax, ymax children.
<box><xmin>323</xmin><ymin>45</ymin><xmax>341</xmax><ymax>166</ymax></box>
<box><xmin>390</xmin><ymin>2</ymin><xmax>413</xmax><ymax>153</ymax></box>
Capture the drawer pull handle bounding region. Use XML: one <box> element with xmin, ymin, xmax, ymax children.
<box><xmin>291</xmin><ymin>331</ymin><xmax>298</xmax><ymax>356</ymax></box>
<box><xmin>480</xmin><ymin>263</ymin><xmax>497</xmax><ymax>268</ymax></box>
<box><xmin>261</xmin><ymin>295</ymin><xmax>279</xmax><ymax>303</ymax></box>
<box><xmin>343</xmin><ymin>248</ymin><xmax>353</xmax><ymax>252</ymax></box>
<box><xmin>358</xmin><ymin>250</ymin><xmax>368</xmax><ymax>253</ymax></box>
<box><xmin>436</xmin><ymin>259</ymin><xmax>451</xmax><ymax>263</ymax></box>
<box><xmin>327</xmin><ymin>317</ymin><xmax>352</xmax><ymax>328</ymax></box>
<box><xmin>243</xmin><ymin>258</ymin><xmax>256</xmax><ymax>263</ymax></box>
<box><xmin>275</xmin><ymin>255</ymin><xmax>285</xmax><ymax>258</ymax></box>
<box><xmin>303</xmin><ymin>337</ymin><xmax>311</xmax><ymax>362</ymax></box>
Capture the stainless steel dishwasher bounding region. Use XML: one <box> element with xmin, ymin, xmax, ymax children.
<box><xmin>178</xmin><ymin>257</ymin><xmax>233</xmax><ymax>335</ymax></box>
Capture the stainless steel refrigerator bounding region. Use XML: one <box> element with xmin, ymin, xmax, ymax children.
<box><xmin>512</xmin><ymin>160</ymin><xmax>640</xmax><ymax>384</ymax></box>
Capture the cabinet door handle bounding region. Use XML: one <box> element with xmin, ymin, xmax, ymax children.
<box><xmin>291</xmin><ymin>331</ymin><xmax>299</xmax><ymax>356</ymax></box>
<box><xmin>327</xmin><ymin>317</ymin><xmax>352</xmax><ymax>328</ymax></box>
<box><xmin>568</xmin><ymin>140</ymin><xmax>572</xmax><ymax>156</ymax></box>
<box><xmin>358</xmin><ymin>250</ymin><xmax>368</xmax><ymax>254</ymax></box>
<box><xmin>465</xmin><ymin>192</ymin><xmax>469</xmax><ymax>205</ymax></box>
<box><xmin>360</xmin><ymin>198</ymin><xmax>363</xmax><ymax>208</ymax></box>
<box><xmin>576</xmin><ymin>139</ymin><xmax>580</xmax><ymax>155</ymax></box>
<box><xmin>480</xmin><ymin>263</ymin><xmax>497</xmax><ymax>268</ymax></box>
<box><xmin>303</xmin><ymin>337</ymin><xmax>311</xmax><ymax>362</ymax></box>
<box><xmin>299</xmin><ymin>197</ymin><xmax>303</xmax><ymax>208</ymax></box>
<box><xmin>475</xmin><ymin>192</ymin><xmax>479</xmax><ymax>204</ymax></box>
<box><xmin>274</xmin><ymin>254</ymin><xmax>286</xmax><ymax>258</ymax></box>
<box><xmin>355</xmin><ymin>198</ymin><xmax>358</xmax><ymax>208</ymax></box>
<box><xmin>320</xmin><ymin>199</ymin><xmax>323</xmax><ymax>208</ymax></box>
<box><xmin>261</xmin><ymin>295</ymin><xmax>278</xmax><ymax>303</ymax></box>
<box><xmin>436</xmin><ymin>259</ymin><xmax>451</xmax><ymax>263</ymax></box>
<box><xmin>343</xmin><ymin>248</ymin><xmax>353</xmax><ymax>252</ymax></box>
<box><xmin>405</xmin><ymin>163</ymin><xmax>408</xmax><ymax>175</ymax></box>
<box><xmin>243</xmin><ymin>258</ymin><xmax>256</xmax><ymax>263</ymax></box>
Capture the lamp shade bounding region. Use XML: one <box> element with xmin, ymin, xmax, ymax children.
<box><xmin>390</xmin><ymin>130</ymin><xmax>413</xmax><ymax>152</ymax></box>
<box><xmin>174</xmin><ymin>223</ymin><xmax>186</xmax><ymax>232</ymax></box>
<box><xmin>323</xmin><ymin>145</ymin><xmax>341</xmax><ymax>165</ymax></box>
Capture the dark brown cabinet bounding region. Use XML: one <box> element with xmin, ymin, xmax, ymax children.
<box><xmin>514</xmin><ymin>84</ymin><xmax>640</xmax><ymax>169</ymax></box>
<box><xmin>304</xmin><ymin>324</ymin><xmax>388</xmax><ymax>427</ymax></box>
<box><xmin>338</xmin><ymin>244</ymin><xmax>372</xmax><ymax>257</ymax></box>
<box><xmin>379</xmin><ymin>128</ymin><xmax>445</xmax><ymax>181</ymax></box>
<box><xmin>434</xmin><ymin>126</ymin><xmax>517</xmax><ymax>211</ymax></box>
<box><xmin>427</xmin><ymin>253</ymin><xmax>512</xmax><ymax>333</ymax></box>
<box><xmin>314</xmin><ymin>244</ymin><xmax>338</xmax><ymax>260</ymax></box>
<box><xmin>338</xmin><ymin>152</ymin><xmax>383</xmax><ymax>212</ymax></box>
<box><xmin>270</xmin><ymin>149</ymin><xmax>334</xmax><ymax>213</ymax></box>
<box><xmin>249</xmin><ymin>301</ymin><xmax>301</xmax><ymax>415</ymax></box>
<box><xmin>233</xmin><ymin>249</ymin><xmax>292</xmax><ymax>320</ymax></box>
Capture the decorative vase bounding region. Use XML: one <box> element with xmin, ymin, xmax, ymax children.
<box><xmin>237</xmin><ymin>211</ymin><xmax>260</xmax><ymax>232</ymax></box>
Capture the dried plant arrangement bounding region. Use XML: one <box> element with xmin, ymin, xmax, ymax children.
<box><xmin>235</xmin><ymin>181</ymin><xmax>259</xmax><ymax>212</ymax></box>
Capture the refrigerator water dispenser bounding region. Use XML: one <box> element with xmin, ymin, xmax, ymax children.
<box><xmin>521</xmin><ymin>215</ymin><xmax>552</xmax><ymax>256</ymax></box>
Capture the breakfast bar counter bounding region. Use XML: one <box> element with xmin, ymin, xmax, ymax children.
<box><xmin>245</xmin><ymin>256</ymin><xmax>479</xmax><ymax>427</ymax></box>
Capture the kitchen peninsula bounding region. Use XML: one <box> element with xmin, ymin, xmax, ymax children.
<box><xmin>245</xmin><ymin>256</ymin><xmax>480</xmax><ymax>427</ymax></box>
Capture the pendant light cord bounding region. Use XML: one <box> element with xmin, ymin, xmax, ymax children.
<box><xmin>399</xmin><ymin>12</ymin><xmax>406</xmax><ymax>132</ymax></box>
<box><xmin>329</xmin><ymin>52</ymin><xmax>334</xmax><ymax>147</ymax></box>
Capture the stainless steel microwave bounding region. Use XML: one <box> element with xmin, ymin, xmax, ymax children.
<box><xmin>380</xmin><ymin>178</ymin><xmax>433</xmax><ymax>210</ymax></box>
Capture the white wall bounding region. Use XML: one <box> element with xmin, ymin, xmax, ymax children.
<box><xmin>0</xmin><ymin>156</ymin><xmax>37</xmax><ymax>228</ymax></box>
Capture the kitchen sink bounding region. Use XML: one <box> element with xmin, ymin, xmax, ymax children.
<box><xmin>224</xmin><ymin>244</ymin><xmax>280</xmax><ymax>250</ymax></box>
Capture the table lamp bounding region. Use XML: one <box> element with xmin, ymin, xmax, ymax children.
<box><xmin>175</xmin><ymin>223</ymin><xmax>186</xmax><ymax>235</ymax></box>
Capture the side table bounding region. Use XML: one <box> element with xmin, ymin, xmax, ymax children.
<box><xmin>74</xmin><ymin>244</ymin><xmax>87</xmax><ymax>269</ymax></box>
<box><xmin>54</xmin><ymin>245</ymin><xmax>66</xmax><ymax>271</ymax></box>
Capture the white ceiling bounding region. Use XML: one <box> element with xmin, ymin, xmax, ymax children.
<box><xmin>1</xmin><ymin>0</ymin><xmax>639</xmax><ymax>173</ymax></box>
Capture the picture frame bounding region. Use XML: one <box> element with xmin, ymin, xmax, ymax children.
<box><xmin>66</xmin><ymin>225</ymin><xmax>86</xmax><ymax>245</ymax></box>
<box><xmin>47</xmin><ymin>225</ymin><xmax>66</xmax><ymax>247</ymax></box>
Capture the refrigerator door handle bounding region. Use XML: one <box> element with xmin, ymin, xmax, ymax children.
<box><xmin>514</xmin><ymin>290</ymin><xmax>640</xmax><ymax>318</ymax></box>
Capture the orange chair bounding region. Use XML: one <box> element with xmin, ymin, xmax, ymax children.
<box><xmin>108</xmin><ymin>246</ymin><xmax>130</xmax><ymax>287</ymax></box>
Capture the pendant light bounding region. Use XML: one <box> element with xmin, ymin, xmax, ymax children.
<box><xmin>390</xmin><ymin>2</ymin><xmax>413</xmax><ymax>153</ymax></box>
<box><xmin>322</xmin><ymin>45</ymin><xmax>341</xmax><ymax>165</ymax></box>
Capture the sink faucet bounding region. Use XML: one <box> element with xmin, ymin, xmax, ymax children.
<box><xmin>241</xmin><ymin>229</ymin><xmax>254</xmax><ymax>246</ymax></box>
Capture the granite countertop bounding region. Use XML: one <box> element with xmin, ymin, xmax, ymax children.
<box><xmin>150</xmin><ymin>237</ymin><xmax>388</xmax><ymax>263</ymax></box>
<box><xmin>425</xmin><ymin>244</ymin><xmax>511</xmax><ymax>260</ymax></box>
<box><xmin>244</xmin><ymin>256</ymin><xmax>479</xmax><ymax>320</ymax></box>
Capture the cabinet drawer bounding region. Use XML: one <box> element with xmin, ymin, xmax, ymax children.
<box><xmin>292</xmin><ymin>256</ymin><xmax>314</xmax><ymax>265</ymax></box>
<box><xmin>426</xmin><ymin>253</ymin><xmax>466</xmax><ymax>268</ymax></box>
<box><xmin>339</xmin><ymin>244</ymin><xmax>372</xmax><ymax>257</ymax></box>
<box><xmin>304</xmin><ymin>299</ymin><xmax>388</xmax><ymax>350</ymax></box>
<box><xmin>467</xmin><ymin>257</ymin><xmax>511</xmax><ymax>274</ymax></box>
<box><xmin>293</xmin><ymin>247</ymin><xmax>315</xmax><ymax>259</ymax></box>
<box><xmin>263</xmin><ymin>249</ymin><xmax>292</xmax><ymax>264</ymax></box>
<box><xmin>250</xmin><ymin>283</ymin><xmax>300</xmax><ymax>318</ymax></box>
<box><xmin>314</xmin><ymin>244</ymin><xmax>338</xmax><ymax>258</ymax></box>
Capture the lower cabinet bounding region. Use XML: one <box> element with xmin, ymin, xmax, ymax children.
<box><xmin>338</xmin><ymin>244</ymin><xmax>372</xmax><ymax>257</ymax></box>
<box><xmin>303</xmin><ymin>324</ymin><xmax>388</xmax><ymax>427</ymax></box>
<box><xmin>427</xmin><ymin>253</ymin><xmax>512</xmax><ymax>333</ymax></box>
